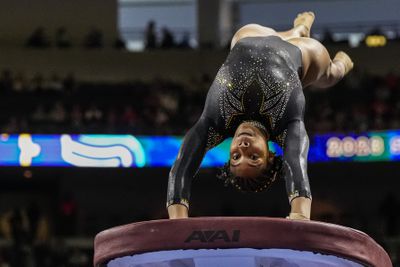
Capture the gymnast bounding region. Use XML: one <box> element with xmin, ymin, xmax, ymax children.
<box><xmin>167</xmin><ymin>12</ymin><xmax>353</xmax><ymax>220</ymax></box>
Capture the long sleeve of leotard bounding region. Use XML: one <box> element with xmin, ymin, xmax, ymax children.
<box><xmin>166</xmin><ymin>116</ymin><xmax>212</xmax><ymax>209</ymax></box>
<box><xmin>282</xmin><ymin>120</ymin><xmax>312</xmax><ymax>203</ymax></box>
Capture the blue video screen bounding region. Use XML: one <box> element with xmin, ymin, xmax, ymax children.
<box><xmin>1</xmin><ymin>131</ymin><xmax>400</xmax><ymax>168</ymax></box>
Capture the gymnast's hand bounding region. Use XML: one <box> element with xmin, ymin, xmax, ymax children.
<box><xmin>168</xmin><ymin>204</ymin><xmax>189</xmax><ymax>219</ymax></box>
<box><xmin>287</xmin><ymin>197</ymin><xmax>311</xmax><ymax>220</ymax></box>
<box><xmin>287</xmin><ymin>212</ymin><xmax>310</xmax><ymax>220</ymax></box>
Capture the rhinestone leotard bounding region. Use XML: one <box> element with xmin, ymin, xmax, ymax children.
<box><xmin>167</xmin><ymin>36</ymin><xmax>311</xmax><ymax>209</ymax></box>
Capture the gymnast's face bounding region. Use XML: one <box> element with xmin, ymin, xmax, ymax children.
<box><xmin>229</xmin><ymin>123</ymin><xmax>269</xmax><ymax>178</ymax></box>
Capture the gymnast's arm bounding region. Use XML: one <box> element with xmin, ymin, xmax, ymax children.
<box><xmin>282</xmin><ymin>120</ymin><xmax>312</xmax><ymax>220</ymax></box>
<box><xmin>167</xmin><ymin>116</ymin><xmax>212</xmax><ymax>219</ymax></box>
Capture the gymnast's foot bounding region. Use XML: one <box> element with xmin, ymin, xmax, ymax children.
<box><xmin>293</xmin><ymin>11</ymin><xmax>315</xmax><ymax>38</ymax></box>
<box><xmin>334</xmin><ymin>51</ymin><xmax>354</xmax><ymax>75</ymax></box>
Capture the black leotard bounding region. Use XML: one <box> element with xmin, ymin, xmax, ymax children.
<box><xmin>167</xmin><ymin>36</ymin><xmax>311</xmax><ymax>209</ymax></box>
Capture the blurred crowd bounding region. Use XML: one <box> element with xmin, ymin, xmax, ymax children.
<box><xmin>1</xmin><ymin>68</ymin><xmax>400</xmax><ymax>135</ymax></box>
<box><xmin>25</xmin><ymin>26</ymin><xmax>125</xmax><ymax>50</ymax></box>
<box><xmin>23</xmin><ymin>22</ymin><xmax>193</xmax><ymax>51</ymax></box>
<box><xmin>306</xmin><ymin>69</ymin><xmax>400</xmax><ymax>133</ymax></box>
<box><xmin>144</xmin><ymin>21</ymin><xmax>192</xmax><ymax>50</ymax></box>
<box><xmin>0</xmin><ymin>69</ymin><xmax>205</xmax><ymax>135</ymax></box>
<box><xmin>0</xmin><ymin>199</ymin><xmax>92</xmax><ymax>267</ymax></box>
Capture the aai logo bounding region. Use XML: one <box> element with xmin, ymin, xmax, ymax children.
<box><xmin>184</xmin><ymin>230</ymin><xmax>240</xmax><ymax>243</ymax></box>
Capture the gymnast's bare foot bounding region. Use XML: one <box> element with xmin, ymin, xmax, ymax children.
<box><xmin>333</xmin><ymin>51</ymin><xmax>354</xmax><ymax>75</ymax></box>
<box><xmin>293</xmin><ymin>11</ymin><xmax>315</xmax><ymax>38</ymax></box>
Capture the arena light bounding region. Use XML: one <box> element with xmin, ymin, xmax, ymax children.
<box><xmin>365</xmin><ymin>35</ymin><xmax>387</xmax><ymax>47</ymax></box>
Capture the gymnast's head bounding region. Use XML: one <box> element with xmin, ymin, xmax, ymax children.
<box><xmin>218</xmin><ymin>122</ymin><xmax>282</xmax><ymax>192</ymax></box>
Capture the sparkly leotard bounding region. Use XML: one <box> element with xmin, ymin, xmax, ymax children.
<box><xmin>167</xmin><ymin>36</ymin><xmax>311</xmax><ymax>209</ymax></box>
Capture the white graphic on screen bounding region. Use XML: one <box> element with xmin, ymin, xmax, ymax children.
<box><xmin>78</xmin><ymin>135</ymin><xmax>145</xmax><ymax>167</ymax></box>
<box><xmin>390</xmin><ymin>136</ymin><xmax>400</xmax><ymax>155</ymax></box>
<box><xmin>60</xmin><ymin>135</ymin><xmax>146</xmax><ymax>167</ymax></box>
<box><xmin>18</xmin><ymin>134</ymin><xmax>41</xmax><ymax>167</ymax></box>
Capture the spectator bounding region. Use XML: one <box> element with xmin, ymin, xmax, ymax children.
<box><xmin>12</xmin><ymin>72</ymin><xmax>28</xmax><ymax>93</ymax></box>
<box><xmin>0</xmin><ymin>70</ymin><xmax>13</xmax><ymax>93</ymax></box>
<box><xmin>26</xmin><ymin>203</ymin><xmax>40</xmax><ymax>243</ymax></box>
<box><xmin>321</xmin><ymin>28</ymin><xmax>335</xmax><ymax>44</ymax></box>
<box><xmin>25</xmin><ymin>27</ymin><xmax>50</xmax><ymax>48</ymax></box>
<box><xmin>145</xmin><ymin>21</ymin><xmax>157</xmax><ymax>49</ymax></box>
<box><xmin>114</xmin><ymin>37</ymin><xmax>126</xmax><ymax>50</ymax></box>
<box><xmin>57</xmin><ymin>194</ymin><xmax>78</xmax><ymax>236</ymax></box>
<box><xmin>30</xmin><ymin>73</ymin><xmax>45</xmax><ymax>92</ymax></box>
<box><xmin>45</xmin><ymin>73</ymin><xmax>64</xmax><ymax>92</ymax></box>
<box><xmin>160</xmin><ymin>27</ymin><xmax>175</xmax><ymax>49</ymax></box>
<box><xmin>31</xmin><ymin>105</ymin><xmax>48</xmax><ymax>123</ymax></box>
<box><xmin>177</xmin><ymin>32</ymin><xmax>191</xmax><ymax>49</ymax></box>
<box><xmin>106</xmin><ymin>107</ymin><xmax>117</xmax><ymax>132</ymax></box>
<box><xmin>49</xmin><ymin>102</ymin><xmax>67</xmax><ymax>123</ymax></box>
<box><xmin>121</xmin><ymin>106</ymin><xmax>138</xmax><ymax>127</ymax></box>
<box><xmin>10</xmin><ymin>208</ymin><xmax>30</xmax><ymax>246</ymax></box>
<box><xmin>68</xmin><ymin>248</ymin><xmax>89</xmax><ymax>267</ymax></box>
<box><xmin>70</xmin><ymin>105</ymin><xmax>83</xmax><ymax>129</ymax></box>
<box><xmin>85</xmin><ymin>104</ymin><xmax>103</xmax><ymax>123</ymax></box>
<box><xmin>2</xmin><ymin>117</ymin><xmax>19</xmax><ymax>133</ymax></box>
<box><xmin>63</xmin><ymin>72</ymin><xmax>77</xmax><ymax>94</ymax></box>
<box><xmin>83</xmin><ymin>28</ymin><xmax>103</xmax><ymax>49</ymax></box>
<box><xmin>154</xmin><ymin>107</ymin><xmax>169</xmax><ymax>128</ymax></box>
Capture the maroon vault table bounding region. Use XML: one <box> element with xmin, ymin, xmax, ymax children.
<box><xmin>94</xmin><ymin>217</ymin><xmax>392</xmax><ymax>267</ymax></box>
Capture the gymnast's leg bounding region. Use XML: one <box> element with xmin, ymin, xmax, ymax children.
<box><xmin>229</xmin><ymin>11</ymin><xmax>353</xmax><ymax>88</ymax></box>
<box><xmin>230</xmin><ymin>11</ymin><xmax>315</xmax><ymax>49</ymax></box>
<box><xmin>287</xmin><ymin>37</ymin><xmax>354</xmax><ymax>88</ymax></box>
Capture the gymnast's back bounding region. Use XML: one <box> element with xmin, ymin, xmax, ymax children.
<box><xmin>201</xmin><ymin>35</ymin><xmax>305</xmax><ymax>144</ymax></box>
<box><xmin>228</xmin><ymin>36</ymin><xmax>302</xmax><ymax>76</ymax></box>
